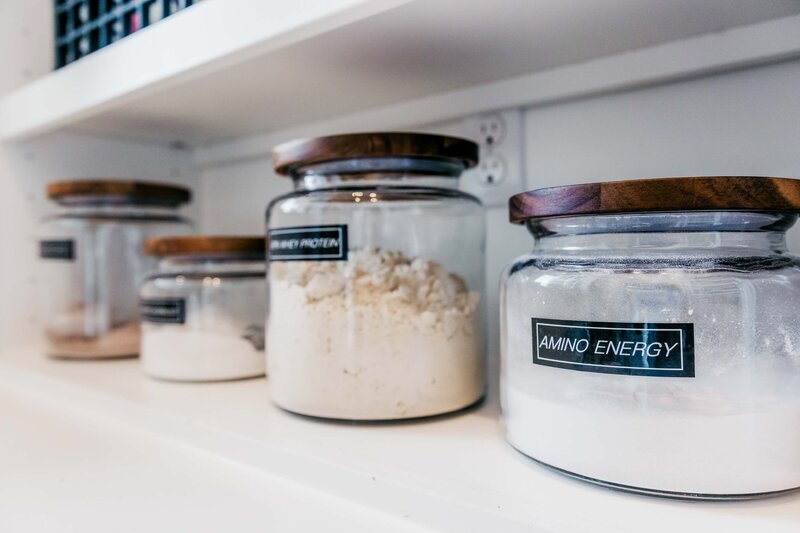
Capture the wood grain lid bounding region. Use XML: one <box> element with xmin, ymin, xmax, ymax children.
<box><xmin>144</xmin><ymin>236</ymin><xmax>266</xmax><ymax>256</ymax></box>
<box><xmin>272</xmin><ymin>132</ymin><xmax>479</xmax><ymax>175</ymax></box>
<box><xmin>509</xmin><ymin>176</ymin><xmax>800</xmax><ymax>223</ymax></box>
<box><xmin>47</xmin><ymin>180</ymin><xmax>191</xmax><ymax>206</ymax></box>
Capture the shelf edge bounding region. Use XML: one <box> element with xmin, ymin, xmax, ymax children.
<box><xmin>0</xmin><ymin>0</ymin><xmax>411</xmax><ymax>142</ymax></box>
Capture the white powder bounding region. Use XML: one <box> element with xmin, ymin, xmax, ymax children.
<box><xmin>267</xmin><ymin>247</ymin><xmax>483</xmax><ymax>420</ymax></box>
<box><xmin>504</xmin><ymin>388</ymin><xmax>800</xmax><ymax>495</ymax></box>
<box><xmin>503</xmin><ymin>262</ymin><xmax>800</xmax><ymax>495</ymax></box>
<box><xmin>142</xmin><ymin>324</ymin><xmax>265</xmax><ymax>382</ymax></box>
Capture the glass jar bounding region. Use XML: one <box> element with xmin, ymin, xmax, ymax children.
<box><xmin>38</xmin><ymin>180</ymin><xmax>193</xmax><ymax>359</ymax></box>
<box><xmin>267</xmin><ymin>132</ymin><xmax>486</xmax><ymax>421</ymax></box>
<box><xmin>501</xmin><ymin>176</ymin><xmax>800</xmax><ymax>499</ymax></box>
<box><xmin>139</xmin><ymin>236</ymin><xmax>267</xmax><ymax>382</ymax></box>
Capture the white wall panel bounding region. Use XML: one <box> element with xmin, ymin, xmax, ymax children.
<box><xmin>199</xmin><ymin>158</ymin><xmax>290</xmax><ymax>234</ymax></box>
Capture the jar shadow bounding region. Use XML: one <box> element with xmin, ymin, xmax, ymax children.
<box><xmin>273</xmin><ymin>393</ymin><xmax>494</xmax><ymax>427</ymax></box>
<box><xmin>505</xmin><ymin>441</ymin><xmax>800</xmax><ymax>503</ymax></box>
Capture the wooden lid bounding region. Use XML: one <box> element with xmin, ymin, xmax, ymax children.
<box><xmin>47</xmin><ymin>180</ymin><xmax>191</xmax><ymax>206</ymax></box>
<box><xmin>272</xmin><ymin>132</ymin><xmax>478</xmax><ymax>175</ymax></box>
<box><xmin>144</xmin><ymin>236</ymin><xmax>266</xmax><ymax>256</ymax></box>
<box><xmin>509</xmin><ymin>176</ymin><xmax>800</xmax><ymax>223</ymax></box>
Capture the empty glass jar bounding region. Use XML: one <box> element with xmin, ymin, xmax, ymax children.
<box><xmin>39</xmin><ymin>180</ymin><xmax>193</xmax><ymax>359</ymax></box>
<box><xmin>501</xmin><ymin>176</ymin><xmax>800</xmax><ymax>499</ymax></box>
<box><xmin>140</xmin><ymin>236</ymin><xmax>267</xmax><ymax>382</ymax></box>
<box><xmin>267</xmin><ymin>132</ymin><xmax>486</xmax><ymax>421</ymax></box>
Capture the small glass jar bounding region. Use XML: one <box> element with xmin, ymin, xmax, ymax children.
<box><xmin>139</xmin><ymin>236</ymin><xmax>267</xmax><ymax>382</ymax></box>
<box><xmin>501</xmin><ymin>176</ymin><xmax>800</xmax><ymax>499</ymax></box>
<box><xmin>38</xmin><ymin>180</ymin><xmax>193</xmax><ymax>359</ymax></box>
<box><xmin>267</xmin><ymin>132</ymin><xmax>486</xmax><ymax>421</ymax></box>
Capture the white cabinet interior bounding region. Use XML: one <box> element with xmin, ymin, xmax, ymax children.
<box><xmin>1</xmin><ymin>3</ymin><xmax>800</xmax><ymax>529</ymax></box>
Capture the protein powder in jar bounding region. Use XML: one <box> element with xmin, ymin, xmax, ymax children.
<box><xmin>140</xmin><ymin>236</ymin><xmax>267</xmax><ymax>382</ymax></box>
<box><xmin>38</xmin><ymin>180</ymin><xmax>193</xmax><ymax>359</ymax></box>
<box><xmin>267</xmin><ymin>132</ymin><xmax>486</xmax><ymax>421</ymax></box>
<box><xmin>501</xmin><ymin>176</ymin><xmax>800</xmax><ymax>499</ymax></box>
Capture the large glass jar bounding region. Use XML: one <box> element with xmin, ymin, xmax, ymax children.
<box><xmin>267</xmin><ymin>132</ymin><xmax>486</xmax><ymax>421</ymax></box>
<box><xmin>139</xmin><ymin>236</ymin><xmax>267</xmax><ymax>382</ymax></box>
<box><xmin>501</xmin><ymin>176</ymin><xmax>800</xmax><ymax>499</ymax></box>
<box><xmin>38</xmin><ymin>180</ymin><xmax>193</xmax><ymax>359</ymax></box>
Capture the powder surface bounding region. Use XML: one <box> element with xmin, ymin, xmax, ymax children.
<box><xmin>502</xmin><ymin>260</ymin><xmax>800</xmax><ymax>495</ymax></box>
<box><xmin>268</xmin><ymin>247</ymin><xmax>483</xmax><ymax>420</ymax></box>
<box><xmin>142</xmin><ymin>323</ymin><xmax>265</xmax><ymax>382</ymax></box>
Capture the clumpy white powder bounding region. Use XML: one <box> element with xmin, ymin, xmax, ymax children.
<box><xmin>268</xmin><ymin>247</ymin><xmax>484</xmax><ymax>420</ymax></box>
<box><xmin>142</xmin><ymin>322</ymin><xmax>265</xmax><ymax>382</ymax></box>
<box><xmin>502</xmin><ymin>260</ymin><xmax>800</xmax><ymax>496</ymax></box>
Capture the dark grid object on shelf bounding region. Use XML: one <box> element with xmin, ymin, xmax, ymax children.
<box><xmin>54</xmin><ymin>0</ymin><xmax>202</xmax><ymax>69</ymax></box>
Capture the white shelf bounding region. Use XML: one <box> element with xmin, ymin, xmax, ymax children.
<box><xmin>2</xmin><ymin>346</ymin><xmax>800</xmax><ymax>532</ymax></box>
<box><xmin>2</xmin><ymin>0</ymin><xmax>800</xmax><ymax>146</ymax></box>
<box><xmin>0</xmin><ymin>373</ymin><xmax>424</xmax><ymax>533</ymax></box>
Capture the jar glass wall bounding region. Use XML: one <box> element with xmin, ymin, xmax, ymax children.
<box><xmin>139</xmin><ymin>237</ymin><xmax>267</xmax><ymax>382</ymax></box>
<box><xmin>38</xmin><ymin>181</ymin><xmax>192</xmax><ymax>359</ymax></box>
<box><xmin>501</xmin><ymin>177</ymin><xmax>800</xmax><ymax>499</ymax></box>
<box><xmin>267</xmin><ymin>133</ymin><xmax>486</xmax><ymax>421</ymax></box>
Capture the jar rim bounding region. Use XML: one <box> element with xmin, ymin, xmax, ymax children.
<box><xmin>509</xmin><ymin>176</ymin><xmax>800</xmax><ymax>224</ymax></box>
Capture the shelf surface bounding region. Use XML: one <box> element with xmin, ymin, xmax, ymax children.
<box><xmin>0</xmin><ymin>380</ymin><xmax>426</xmax><ymax>533</ymax></box>
<box><xmin>2</xmin><ymin>346</ymin><xmax>800</xmax><ymax>532</ymax></box>
<box><xmin>1</xmin><ymin>0</ymin><xmax>799</xmax><ymax>145</ymax></box>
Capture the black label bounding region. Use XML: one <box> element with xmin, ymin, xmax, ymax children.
<box><xmin>268</xmin><ymin>225</ymin><xmax>348</xmax><ymax>261</ymax></box>
<box><xmin>141</xmin><ymin>298</ymin><xmax>186</xmax><ymax>324</ymax></box>
<box><xmin>40</xmin><ymin>239</ymin><xmax>75</xmax><ymax>260</ymax></box>
<box><xmin>532</xmin><ymin>318</ymin><xmax>694</xmax><ymax>377</ymax></box>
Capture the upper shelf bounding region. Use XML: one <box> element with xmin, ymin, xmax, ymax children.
<box><xmin>2</xmin><ymin>0</ymin><xmax>800</xmax><ymax>147</ymax></box>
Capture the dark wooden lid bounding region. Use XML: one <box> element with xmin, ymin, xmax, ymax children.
<box><xmin>47</xmin><ymin>180</ymin><xmax>191</xmax><ymax>206</ymax></box>
<box><xmin>510</xmin><ymin>176</ymin><xmax>800</xmax><ymax>223</ymax></box>
<box><xmin>272</xmin><ymin>132</ymin><xmax>479</xmax><ymax>175</ymax></box>
<box><xmin>144</xmin><ymin>236</ymin><xmax>266</xmax><ymax>256</ymax></box>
